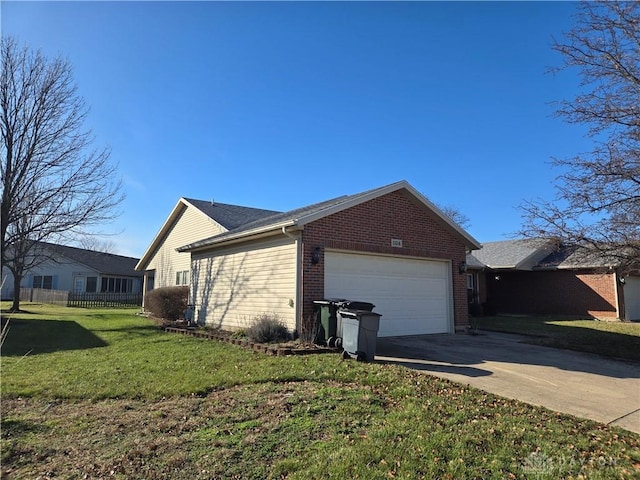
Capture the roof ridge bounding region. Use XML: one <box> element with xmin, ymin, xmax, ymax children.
<box><xmin>178</xmin><ymin>180</ymin><xmax>480</xmax><ymax>253</ymax></box>
<box><xmin>184</xmin><ymin>197</ymin><xmax>281</xmax><ymax>213</ymax></box>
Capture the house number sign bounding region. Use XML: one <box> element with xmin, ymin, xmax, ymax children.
<box><xmin>391</xmin><ymin>238</ymin><xmax>403</xmax><ymax>248</ymax></box>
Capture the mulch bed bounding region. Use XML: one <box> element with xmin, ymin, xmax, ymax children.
<box><xmin>164</xmin><ymin>326</ymin><xmax>335</xmax><ymax>357</ymax></box>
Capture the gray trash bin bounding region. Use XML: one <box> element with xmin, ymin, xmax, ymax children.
<box><xmin>334</xmin><ymin>300</ymin><xmax>375</xmax><ymax>347</ymax></box>
<box><xmin>314</xmin><ymin>299</ymin><xmax>376</xmax><ymax>347</ymax></box>
<box><xmin>339</xmin><ymin>309</ymin><xmax>382</xmax><ymax>362</ymax></box>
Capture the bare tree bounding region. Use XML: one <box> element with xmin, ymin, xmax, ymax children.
<box><xmin>519</xmin><ymin>1</ymin><xmax>640</xmax><ymax>271</ymax></box>
<box><xmin>77</xmin><ymin>235</ymin><xmax>118</xmax><ymax>254</ymax></box>
<box><xmin>1</xmin><ymin>37</ymin><xmax>124</xmax><ymax>311</ymax></box>
<box><xmin>437</xmin><ymin>203</ymin><xmax>471</xmax><ymax>230</ymax></box>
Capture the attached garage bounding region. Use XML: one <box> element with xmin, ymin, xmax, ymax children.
<box><xmin>177</xmin><ymin>181</ymin><xmax>481</xmax><ymax>335</ymax></box>
<box><xmin>324</xmin><ymin>251</ymin><xmax>452</xmax><ymax>336</ymax></box>
<box><xmin>624</xmin><ymin>277</ymin><xmax>640</xmax><ymax>321</ymax></box>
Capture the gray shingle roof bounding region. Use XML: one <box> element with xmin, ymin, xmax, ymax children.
<box><xmin>207</xmin><ymin>194</ymin><xmax>353</xmax><ymax>238</ymax></box>
<box><xmin>177</xmin><ymin>180</ymin><xmax>481</xmax><ymax>253</ymax></box>
<box><xmin>536</xmin><ymin>245</ymin><xmax>619</xmax><ymax>270</ymax></box>
<box><xmin>179</xmin><ymin>185</ymin><xmax>391</xmax><ymax>251</ymax></box>
<box><xmin>42</xmin><ymin>242</ymin><xmax>142</xmax><ymax>277</ymax></box>
<box><xmin>184</xmin><ymin>199</ymin><xmax>280</xmax><ymax>230</ymax></box>
<box><xmin>465</xmin><ymin>252</ymin><xmax>486</xmax><ymax>270</ymax></box>
<box><xmin>469</xmin><ymin>239</ymin><xmax>620</xmax><ymax>271</ymax></box>
<box><xmin>470</xmin><ymin>238</ymin><xmax>555</xmax><ymax>270</ymax></box>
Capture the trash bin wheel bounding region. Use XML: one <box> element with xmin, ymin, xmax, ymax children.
<box><xmin>356</xmin><ymin>352</ymin><xmax>366</xmax><ymax>362</ymax></box>
<box><xmin>327</xmin><ymin>336</ymin><xmax>336</xmax><ymax>348</ymax></box>
<box><xmin>341</xmin><ymin>350</ymin><xmax>350</xmax><ymax>360</ymax></box>
<box><xmin>334</xmin><ymin>337</ymin><xmax>342</xmax><ymax>349</ymax></box>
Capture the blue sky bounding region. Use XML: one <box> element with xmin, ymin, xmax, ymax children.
<box><xmin>2</xmin><ymin>1</ymin><xmax>591</xmax><ymax>257</ymax></box>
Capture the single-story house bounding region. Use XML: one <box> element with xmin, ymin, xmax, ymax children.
<box><xmin>1</xmin><ymin>242</ymin><xmax>143</xmax><ymax>300</ymax></box>
<box><xmin>138</xmin><ymin>180</ymin><xmax>481</xmax><ymax>336</ymax></box>
<box><xmin>467</xmin><ymin>238</ymin><xmax>639</xmax><ymax>321</ymax></box>
<box><xmin>134</xmin><ymin>197</ymin><xmax>279</xmax><ymax>297</ymax></box>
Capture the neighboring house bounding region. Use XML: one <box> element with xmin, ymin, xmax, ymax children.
<box><xmin>135</xmin><ymin>197</ymin><xmax>280</xmax><ymax>302</ymax></box>
<box><xmin>1</xmin><ymin>242</ymin><xmax>143</xmax><ymax>299</ymax></box>
<box><xmin>138</xmin><ymin>180</ymin><xmax>481</xmax><ymax>336</ymax></box>
<box><xmin>467</xmin><ymin>238</ymin><xmax>638</xmax><ymax>321</ymax></box>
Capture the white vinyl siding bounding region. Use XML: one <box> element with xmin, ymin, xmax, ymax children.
<box><xmin>324</xmin><ymin>251</ymin><xmax>452</xmax><ymax>337</ymax></box>
<box><xmin>191</xmin><ymin>236</ymin><xmax>297</xmax><ymax>331</ymax></box>
<box><xmin>146</xmin><ymin>206</ymin><xmax>225</xmax><ymax>289</ymax></box>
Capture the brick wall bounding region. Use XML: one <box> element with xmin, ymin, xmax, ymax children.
<box><xmin>485</xmin><ymin>270</ymin><xmax>618</xmax><ymax>319</ymax></box>
<box><xmin>300</xmin><ymin>189</ymin><xmax>470</xmax><ymax>331</ymax></box>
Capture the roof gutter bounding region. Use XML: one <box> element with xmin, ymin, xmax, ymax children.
<box><xmin>281</xmin><ymin>225</ymin><xmax>296</xmax><ymax>240</ymax></box>
<box><xmin>178</xmin><ymin>220</ymin><xmax>298</xmax><ymax>253</ymax></box>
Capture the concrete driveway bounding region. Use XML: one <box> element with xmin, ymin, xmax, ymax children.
<box><xmin>375</xmin><ymin>331</ymin><xmax>640</xmax><ymax>434</ymax></box>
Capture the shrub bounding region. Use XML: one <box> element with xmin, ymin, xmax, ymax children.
<box><xmin>297</xmin><ymin>315</ymin><xmax>320</xmax><ymax>345</ymax></box>
<box><xmin>246</xmin><ymin>313</ymin><xmax>289</xmax><ymax>343</ymax></box>
<box><xmin>145</xmin><ymin>286</ymin><xmax>189</xmax><ymax>322</ymax></box>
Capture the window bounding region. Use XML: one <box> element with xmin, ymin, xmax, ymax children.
<box><xmin>466</xmin><ymin>274</ymin><xmax>475</xmax><ymax>291</ymax></box>
<box><xmin>86</xmin><ymin>277</ymin><xmax>97</xmax><ymax>293</ymax></box>
<box><xmin>33</xmin><ymin>275</ymin><xmax>53</xmax><ymax>289</ymax></box>
<box><xmin>101</xmin><ymin>277</ymin><xmax>133</xmax><ymax>293</ymax></box>
<box><xmin>176</xmin><ymin>270</ymin><xmax>189</xmax><ymax>286</ymax></box>
<box><xmin>467</xmin><ymin>273</ymin><xmax>478</xmax><ymax>305</ymax></box>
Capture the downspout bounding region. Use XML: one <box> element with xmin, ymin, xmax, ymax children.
<box><xmin>282</xmin><ymin>226</ymin><xmax>302</xmax><ymax>333</ymax></box>
<box><xmin>613</xmin><ymin>269</ymin><xmax>624</xmax><ymax>320</ymax></box>
<box><xmin>141</xmin><ymin>271</ymin><xmax>149</xmax><ymax>312</ymax></box>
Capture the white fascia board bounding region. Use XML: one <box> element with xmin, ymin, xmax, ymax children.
<box><xmin>177</xmin><ymin>220</ymin><xmax>298</xmax><ymax>253</ymax></box>
<box><xmin>402</xmin><ymin>182</ymin><xmax>482</xmax><ymax>251</ymax></box>
<box><xmin>486</xmin><ymin>264</ymin><xmax>518</xmax><ymax>270</ymax></box>
<box><xmin>295</xmin><ymin>180</ymin><xmax>481</xmax><ymax>250</ymax></box>
<box><xmin>135</xmin><ymin>197</ymin><xmax>231</xmax><ymax>270</ymax></box>
<box><xmin>134</xmin><ymin>199</ymin><xmax>188</xmax><ymax>271</ymax></box>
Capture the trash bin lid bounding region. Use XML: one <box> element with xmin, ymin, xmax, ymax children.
<box><xmin>313</xmin><ymin>298</ymin><xmax>347</xmax><ymax>306</ymax></box>
<box><xmin>339</xmin><ymin>309</ymin><xmax>381</xmax><ymax>316</ymax></box>
<box><xmin>337</xmin><ymin>309</ymin><xmax>359</xmax><ymax>319</ymax></box>
<box><xmin>337</xmin><ymin>300</ymin><xmax>375</xmax><ymax>311</ymax></box>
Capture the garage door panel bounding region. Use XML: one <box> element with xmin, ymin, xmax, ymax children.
<box><xmin>624</xmin><ymin>277</ymin><xmax>640</xmax><ymax>321</ymax></box>
<box><xmin>324</xmin><ymin>251</ymin><xmax>452</xmax><ymax>336</ymax></box>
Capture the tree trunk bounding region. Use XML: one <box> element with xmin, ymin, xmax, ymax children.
<box><xmin>11</xmin><ymin>271</ymin><xmax>21</xmax><ymax>312</ymax></box>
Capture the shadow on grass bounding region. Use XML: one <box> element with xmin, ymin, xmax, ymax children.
<box><xmin>1</xmin><ymin>319</ymin><xmax>107</xmax><ymax>356</ymax></box>
<box><xmin>478</xmin><ymin>317</ymin><xmax>640</xmax><ymax>363</ymax></box>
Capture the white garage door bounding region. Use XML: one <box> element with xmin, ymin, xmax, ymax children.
<box><xmin>624</xmin><ymin>277</ymin><xmax>640</xmax><ymax>321</ymax></box>
<box><xmin>324</xmin><ymin>251</ymin><xmax>452</xmax><ymax>337</ymax></box>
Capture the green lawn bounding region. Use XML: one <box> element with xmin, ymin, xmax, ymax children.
<box><xmin>477</xmin><ymin>316</ymin><xmax>640</xmax><ymax>362</ymax></box>
<box><xmin>2</xmin><ymin>303</ymin><xmax>639</xmax><ymax>479</ymax></box>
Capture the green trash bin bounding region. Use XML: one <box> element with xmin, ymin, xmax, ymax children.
<box><xmin>339</xmin><ymin>309</ymin><xmax>382</xmax><ymax>362</ymax></box>
<box><xmin>313</xmin><ymin>299</ymin><xmax>343</xmax><ymax>346</ymax></box>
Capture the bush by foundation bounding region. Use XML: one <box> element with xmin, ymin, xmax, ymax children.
<box><xmin>145</xmin><ymin>286</ymin><xmax>189</xmax><ymax>321</ymax></box>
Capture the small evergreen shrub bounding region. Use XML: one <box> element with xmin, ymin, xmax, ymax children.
<box><xmin>246</xmin><ymin>313</ymin><xmax>289</xmax><ymax>343</ymax></box>
<box><xmin>145</xmin><ymin>286</ymin><xmax>189</xmax><ymax>321</ymax></box>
